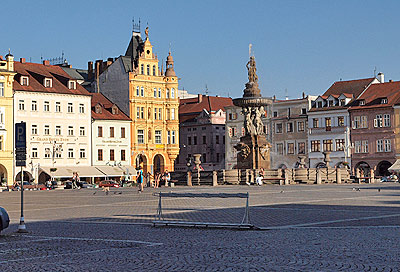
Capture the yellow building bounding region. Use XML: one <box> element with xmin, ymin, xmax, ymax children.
<box><xmin>129</xmin><ymin>29</ymin><xmax>180</xmax><ymax>173</ymax></box>
<box><xmin>0</xmin><ymin>52</ymin><xmax>16</xmax><ymax>186</ymax></box>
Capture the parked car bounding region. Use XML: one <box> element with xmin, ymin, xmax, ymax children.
<box><xmin>99</xmin><ymin>180</ymin><xmax>120</xmax><ymax>188</ymax></box>
<box><xmin>0</xmin><ymin>207</ymin><xmax>10</xmax><ymax>233</ymax></box>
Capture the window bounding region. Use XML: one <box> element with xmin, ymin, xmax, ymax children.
<box><xmin>276</xmin><ymin>123</ymin><xmax>283</xmax><ymax>133</ymax></box>
<box><xmin>158</xmin><ymin>108</ymin><xmax>162</xmax><ymax>120</ymax></box>
<box><xmin>67</xmin><ymin>103</ymin><xmax>73</xmax><ymax>113</ymax></box>
<box><xmin>0</xmin><ymin>136</ymin><xmax>2</xmax><ymax>150</ymax></box>
<box><xmin>121</xmin><ymin>127</ymin><xmax>126</xmax><ymax>138</ymax></box>
<box><xmin>287</xmin><ymin>143</ymin><xmax>294</xmax><ymax>154</ymax></box>
<box><xmin>141</xmin><ymin>107</ymin><xmax>144</xmax><ymax>119</ymax></box>
<box><xmin>298</xmin><ymin>142</ymin><xmax>305</xmax><ymax>154</ymax></box>
<box><xmin>141</xmin><ymin>87</ymin><xmax>144</xmax><ymax>97</ymax></box>
<box><xmin>384</xmin><ymin>114</ymin><xmax>390</xmax><ymax>127</ymax></box>
<box><xmin>317</xmin><ymin>101</ymin><xmax>323</xmax><ymax>108</ymax></box>
<box><xmin>193</xmin><ymin>136</ymin><xmax>197</xmax><ymax>145</ymax></box>
<box><xmin>136</xmin><ymin>86</ymin><xmax>140</xmax><ymax>96</ymax></box>
<box><xmin>56</xmin><ymin>126</ymin><xmax>61</xmax><ymax>136</ymax></box>
<box><xmin>44</xmin><ymin>125</ymin><xmax>50</xmax><ymax>135</ymax></box>
<box><xmin>359</xmin><ymin>100</ymin><xmax>365</xmax><ymax>106</ymax></box>
<box><xmin>98</xmin><ymin>126</ymin><xmax>103</xmax><ymax>137</ymax></box>
<box><xmin>158</xmin><ymin>88</ymin><xmax>161</xmax><ymax>98</ymax></box>
<box><xmin>79</xmin><ymin>149</ymin><xmax>86</xmax><ymax>159</ymax></box>
<box><xmin>374</xmin><ymin>114</ymin><xmax>383</xmax><ymax>128</ymax></box>
<box><xmin>287</xmin><ymin>123</ymin><xmax>293</xmax><ymax>133</ymax></box>
<box><xmin>68</xmin><ymin>81</ymin><xmax>76</xmax><ymax>90</ymax></box>
<box><xmin>167</xmin><ymin>131</ymin><xmax>171</xmax><ymax>144</ymax></box>
<box><xmin>98</xmin><ymin>149</ymin><xmax>103</xmax><ymax>161</ymax></box>
<box><xmin>110</xmin><ymin>149</ymin><xmax>115</xmax><ymax>161</ymax></box>
<box><xmin>362</xmin><ymin>140</ymin><xmax>369</xmax><ymax>153</ymax></box>
<box><xmin>338</xmin><ymin>116</ymin><xmax>345</xmax><ymax>127</ymax></box>
<box><xmin>55</xmin><ymin>102</ymin><xmax>61</xmax><ymax>112</ymax></box>
<box><xmin>216</xmin><ymin>153</ymin><xmax>220</xmax><ymax>163</ymax></box>
<box><xmin>323</xmin><ymin>140</ymin><xmax>333</xmax><ymax>151</ymax></box>
<box><xmin>21</xmin><ymin>76</ymin><xmax>29</xmax><ymax>86</ymax></box>
<box><xmin>171</xmin><ymin>88</ymin><xmax>175</xmax><ymax>98</ymax></box>
<box><xmin>361</xmin><ymin>116</ymin><xmax>367</xmax><ymax>128</ymax></box>
<box><xmin>311</xmin><ymin>140</ymin><xmax>320</xmax><ymax>152</ymax></box>
<box><xmin>166</xmin><ymin>89</ymin><xmax>170</xmax><ymax>99</ymax></box>
<box><xmin>31</xmin><ymin>147</ymin><xmax>38</xmax><ymax>158</ymax></box>
<box><xmin>202</xmin><ymin>153</ymin><xmax>207</xmax><ymax>163</ymax></box>
<box><xmin>336</xmin><ymin>139</ymin><xmax>345</xmax><ymax>151</ymax></box>
<box><xmin>44</xmin><ymin>148</ymin><xmax>50</xmax><ymax>158</ymax></box>
<box><xmin>32</xmin><ymin>125</ymin><xmax>38</xmax><ymax>135</ymax></box>
<box><xmin>121</xmin><ymin>150</ymin><xmax>126</xmax><ymax>161</ymax></box>
<box><xmin>376</xmin><ymin>139</ymin><xmax>384</xmax><ymax>152</ymax></box>
<box><xmin>328</xmin><ymin>100</ymin><xmax>334</xmax><ymax>107</ymax></box>
<box><xmin>273</xmin><ymin>111</ymin><xmax>278</xmax><ymax>117</ymax></box>
<box><xmin>155</xmin><ymin>130</ymin><xmax>162</xmax><ymax>144</ymax></box>
<box><xmin>353</xmin><ymin>116</ymin><xmax>360</xmax><ymax>129</ymax></box>
<box><xmin>79</xmin><ymin>104</ymin><xmax>84</xmax><ymax>114</ymax></box>
<box><xmin>313</xmin><ymin>118</ymin><xmax>319</xmax><ymax>128</ymax></box>
<box><xmin>172</xmin><ymin>131</ymin><xmax>176</xmax><ymax>144</ymax></box>
<box><xmin>31</xmin><ymin>101</ymin><xmax>37</xmax><ymax>111</ymax></box>
<box><xmin>171</xmin><ymin>108</ymin><xmax>175</xmax><ymax>120</ymax></box>
<box><xmin>276</xmin><ymin>143</ymin><xmax>283</xmax><ymax>155</ymax></box>
<box><xmin>19</xmin><ymin>100</ymin><xmax>25</xmax><ymax>111</ymax></box>
<box><xmin>154</xmin><ymin>88</ymin><xmax>157</xmax><ymax>98</ymax></box>
<box><xmin>55</xmin><ymin>150</ymin><xmax>61</xmax><ymax>158</ymax></box>
<box><xmin>301</xmin><ymin>108</ymin><xmax>307</xmax><ymax>115</ymax></box>
<box><xmin>202</xmin><ymin>135</ymin><xmax>207</xmax><ymax>144</ymax></box>
<box><xmin>147</xmin><ymin>64</ymin><xmax>150</xmax><ymax>75</ymax></box>
<box><xmin>216</xmin><ymin>135</ymin><xmax>220</xmax><ymax>144</ymax></box>
<box><xmin>110</xmin><ymin>127</ymin><xmax>114</xmax><ymax>138</ymax></box>
<box><xmin>80</xmin><ymin>127</ymin><xmax>85</xmax><ymax>136</ymax></box>
<box><xmin>137</xmin><ymin>107</ymin><xmax>140</xmax><ymax>119</ymax></box>
<box><xmin>154</xmin><ymin>108</ymin><xmax>158</xmax><ymax>120</ymax></box>
<box><xmin>153</xmin><ymin>65</ymin><xmax>156</xmax><ymax>76</ymax></box>
<box><xmin>68</xmin><ymin>148</ymin><xmax>74</xmax><ymax>158</ymax></box>
<box><xmin>382</xmin><ymin>98</ymin><xmax>388</xmax><ymax>104</ymax></box>
<box><xmin>68</xmin><ymin>126</ymin><xmax>74</xmax><ymax>136</ymax></box>
<box><xmin>384</xmin><ymin>139</ymin><xmax>391</xmax><ymax>152</ymax></box>
<box><xmin>44</xmin><ymin>78</ymin><xmax>52</xmax><ymax>88</ymax></box>
<box><xmin>297</xmin><ymin>121</ymin><xmax>305</xmax><ymax>132</ymax></box>
<box><xmin>137</xmin><ymin>130</ymin><xmax>144</xmax><ymax>144</ymax></box>
<box><xmin>325</xmin><ymin>117</ymin><xmax>331</xmax><ymax>128</ymax></box>
<box><xmin>188</xmin><ymin>136</ymin><xmax>192</xmax><ymax>145</ymax></box>
<box><xmin>44</xmin><ymin>101</ymin><xmax>50</xmax><ymax>112</ymax></box>
<box><xmin>140</xmin><ymin>64</ymin><xmax>144</xmax><ymax>74</ymax></box>
<box><xmin>0</xmin><ymin>83</ymin><xmax>4</xmax><ymax>96</ymax></box>
<box><xmin>355</xmin><ymin>141</ymin><xmax>362</xmax><ymax>153</ymax></box>
<box><xmin>340</xmin><ymin>99</ymin><xmax>346</xmax><ymax>106</ymax></box>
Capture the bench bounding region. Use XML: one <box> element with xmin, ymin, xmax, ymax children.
<box><xmin>262</xmin><ymin>177</ymin><xmax>285</xmax><ymax>185</ymax></box>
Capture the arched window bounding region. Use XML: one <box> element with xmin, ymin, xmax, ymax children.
<box><xmin>147</xmin><ymin>65</ymin><xmax>150</xmax><ymax>75</ymax></box>
<box><xmin>153</xmin><ymin>65</ymin><xmax>156</xmax><ymax>76</ymax></box>
<box><xmin>171</xmin><ymin>88</ymin><xmax>175</xmax><ymax>98</ymax></box>
<box><xmin>136</xmin><ymin>86</ymin><xmax>140</xmax><ymax>96</ymax></box>
<box><xmin>140</xmin><ymin>64</ymin><xmax>144</xmax><ymax>74</ymax></box>
<box><xmin>140</xmin><ymin>87</ymin><xmax>144</xmax><ymax>97</ymax></box>
<box><xmin>154</xmin><ymin>88</ymin><xmax>157</xmax><ymax>98</ymax></box>
<box><xmin>158</xmin><ymin>88</ymin><xmax>161</xmax><ymax>98</ymax></box>
<box><xmin>166</xmin><ymin>89</ymin><xmax>170</xmax><ymax>99</ymax></box>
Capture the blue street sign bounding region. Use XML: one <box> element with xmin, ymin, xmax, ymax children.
<box><xmin>15</xmin><ymin>122</ymin><xmax>26</xmax><ymax>149</ymax></box>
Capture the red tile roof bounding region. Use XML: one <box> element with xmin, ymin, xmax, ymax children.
<box><xmin>349</xmin><ymin>81</ymin><xmax>400</xmax><ymax>110</ymax></box>
<box><xmin>179</xmin><ymin>94</ymin><xmax>233</xmax><ymax>122</ymax></box>
<box><xmin>13</xmin><ymin>62</ymin><xmax>90</xmax><ymax>96</ymax></box>
<box><xmin>91</xmin><ymin>93</ymin><xmax>131</xmax><ymax>121</ymax></box>
<box><xmin>323</xmin><ymin>77</ymin><xmax>375</xmax><ymax>97</ymax></box>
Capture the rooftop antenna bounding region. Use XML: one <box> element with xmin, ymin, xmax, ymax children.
<box><xmin>374</xmin><ymin>66</ymin><xmax>377</xmax><ymax>77</ymax></box>
<box><xmin>132</xmin><ymin>17</ymin><xmax>141</xmax><ymax>33</ymax></box>
<box><xmin>205</xmin><ymin>84</ymin><xmax>209</xmax><ymax>95</ymax></box>
<box><xmin>40</xmin><ymin>54</ymin><xmax>43</xmax><ymax>62</ymax></box>
<box><xmin>285</xmin><ymin>88</ymin><xmax>288</xmax><ymax>100</ymax></box>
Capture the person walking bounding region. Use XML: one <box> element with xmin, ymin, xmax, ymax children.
<box><xmin>71</xmin><ymin>172</ymin><xmax>78</xmax><ymax>189</ymax></box>
<box><xmin>137</xmin><ymin>166</ymin><xmax>144</xmax><ymax>193</ymax></box>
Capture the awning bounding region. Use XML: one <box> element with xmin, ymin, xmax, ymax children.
<box><xmin>95</xmin><ymin>166</ymin><xmax>124</xmax><ymax>177</ymax></box>
<box><xmin>118</xmin><ymin>165</ymin><xmax>137</xmax><ymax>176</ymax></box>
<box><xmin>388</xmin><ymin>160</ymin><xmax>400</xmax><ymax>171</ymax></box>
<box><xmin>40</xmin><ymin>166</ymin><xmax>105</xmax><ymax>178</ymax></box>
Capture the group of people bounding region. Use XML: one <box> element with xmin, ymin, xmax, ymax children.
<box><xmin>71</xmin><ymin>172</ymin><xmax>82</xmax><ymax>189</ymax></box>
<box><xmin>136</xmin><ymin>166</ymin><xmax>170</xmax><ymax>192</ymax></box>
<box><xmin>247</xmin><ymin>167</ymin><xmax>265</xmax><ymax>186</ymax></box>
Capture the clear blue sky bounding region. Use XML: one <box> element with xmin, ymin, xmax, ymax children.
<box><xmin>2</xmin><ymin>0</ymin><xmax>400</xmax><ymax>99</ymax></box>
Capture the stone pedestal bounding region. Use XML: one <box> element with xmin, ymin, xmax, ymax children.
<box><xmin>236</xmin><ymin>134</ymin><xmax>271</xmax><ymax>170</ymax></box>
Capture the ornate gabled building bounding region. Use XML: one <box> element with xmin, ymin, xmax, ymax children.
<box><xmin>91</xmin><ymin>27</ymin><xmax>179</xmax><ymax>174</ymax></box>
<box><xmin>0</xmin><ymin>53</ymin><xmax>16</xmax><ymax>186</ymax></box>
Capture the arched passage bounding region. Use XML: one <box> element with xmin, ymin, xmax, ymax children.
<box><xmin>153</xmin><ymin>154</ymin><xmax>165</xmax><ymax>174</ymax></box>
<box><xmin>135</xmin><ymin>154</ymin><xmax>148</xmax><ymax>173</ymax></box>
<box><xmin>15</xmin><ymin>171</ymin><xmax>33</xmax><ymax>182</ymax></box>
<box><xmin>0</xmin><ymin>164</ymin><xmax>7</xmax><ymax>186</ymax></box>
<box><xmin>354</xmin><ymin>161</ymin><xmax>371</xmax><ymax>177</ymax></box>
<box><xmin>377</xmin><ymin>161</ymin><xmax>392</xmax><ymax>177</ymax></box>
<box><xmin>38</xmin><ymin>171</ymin><xmax>51</xmax><ymax>184</ymax></box>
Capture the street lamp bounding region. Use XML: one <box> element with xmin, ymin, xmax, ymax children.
<box><xmin>46</xmin><ymin>141</ymin><xmax>63</xmax><ymax>181</ymax></box>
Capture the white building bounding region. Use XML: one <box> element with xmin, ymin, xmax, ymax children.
<box><xmin>13</xmin><ymin>60</ymin><xmax>96</xmax><ymax>183</ymax></box>
<box><xmin>91</xmin><ymin>93</ymin><xmax>134</xmax><ymax>179</ymax></box>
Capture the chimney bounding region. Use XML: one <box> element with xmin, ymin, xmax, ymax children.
<box><xmin>20</xmin><ymin>58</ymin><xmax>26</xmax><ymax>63</ymax></box>
<box><xmin>43</xmin><ymin>60</ymin><xmax>50</xmax><ymax>66</ymax></box>
<box><xmin>88</xmin><ymin>61</ymin><xmax>93</xmax><ymax>80</ymax></box>
<box><xmin>389</xmin><ymin>79</ymin><xmax>393</xmax><ymax>82</ymax></box>
<box><xmin>95</xmin><ymin>59</ymin><xmax>103</xmax><ymax>75</ymax></box>
<box><xmin>198</xmin><ymin>94</ymin><xmax>203</xmax><ymax>103</ymax></box>
<box><xmin>377</xmin><ymin>72</ymin><xmax>384</xmax><ymax>83</ymax></box>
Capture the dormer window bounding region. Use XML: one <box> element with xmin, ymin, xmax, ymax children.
<box><xmin>44</xmin><ymin>78</ymin><xmax>52</xmax><ymax>88</ymax></box>
<box><xmin>317</xmin><ymin>101</ymin><xmax>323</xmax><ymax>108</ymax></box>
<box><xmin>68</xmin><ymin>80</ymin><xmax>76</xmax><ymax>90</ymax></box>
<box><xmin>340</xmin><ymin>99</ymin><xmax>346</xmax><ymax>106</ymax></box>
<box><xmin>111</xmin><ymin>105</ymin><xmax>118</xmax><ymax>115</ymax></box>
<box><xmin>95</xmin><ymin>104</ymin><xmax>102</xmax><ymax>114</ymax></box>
<box><xmin>328</xmin><ymin>100</ymin><xmax>334</xmax><ymax>107</ymax></box>
<box><xmin>381</xmin><ymin>98</ymin><xmax>388</xmax><ymax>104</ymax></box>
<box><xmin>21</xmin><ymin>76</ymin><xmax>29</xmax><ymax>86</ymax></box>
<box><xmin>359</xmin><ymin>100</ymin><xmax>365</xmax><ymax>106</ymax></box>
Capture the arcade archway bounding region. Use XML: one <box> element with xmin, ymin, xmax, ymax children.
<box><xmin>135</xmin><ymin>154</ymin><xmax>148</xmax><ymax>173</ymax></box>
<box><xmin>15</xmin><ymin>171</ymin><xmax>33</xmax><ymax>182</ymax></box>
<box><xmin>153</xmin><ymin>154</ymin><xmax>165</xmax><ymax>174</ymax></box>
<box><xmin>354</xmin><ymin>161</ymin><xmax>371</xmax><ymax>176</ymax></box>
<box><xmin>377</xmin><ymin>161</ymin><xmax>392</xmax><ymax>177</ymax></box>
<box><xmin>0</xmin><ymin>164</ymin><xmax>7</xmax><ymax>186</ymax></box>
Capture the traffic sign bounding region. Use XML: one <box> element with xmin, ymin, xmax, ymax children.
<box><xmin>15</xmin><ymin>122</ymin><xmax>26</xmax><ymax>149</ymax></box>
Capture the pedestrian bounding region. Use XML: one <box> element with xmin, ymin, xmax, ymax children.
<box><xmin>146</xmin><ymin>172</ymin><xmax>153</xmax><ymax>187</ymax></box>
<box><xmin>75</xmin><ymin>172</ymin><xmax>81</xmax><ymax>189</ymax></box>
<box><xmin>154</xmin><ymin>172</ymin><xmax>160</xmax><ymax>188</ymax></box>
<box><xmin>71</xmin><ymin>172</ymin><xmax>78</xmax><ymax>189</ymax></box>
<box><xmin>137</xmin><ymin>166</ymin><xmax>144</xmax><ymax>193</ymax></box>
<box><xmin>256</xmin><ymin>174</ymin><xmax>263</xmax><ymax>186</ymax></box>
<box><xmin>163</xmin><ymin>170</ymin><xmax>171</xmax><ymax>186</ymax></box>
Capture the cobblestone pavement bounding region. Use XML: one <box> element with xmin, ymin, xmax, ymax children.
<box><xmin>1</xmin><ymin>183</ymin><xmax>400</xmax><ymax>271</ymax></box>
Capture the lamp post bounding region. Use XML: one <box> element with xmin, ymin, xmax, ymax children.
<box><xmin>46</xmin><ymin>141</ymin><xmax>63</xmax><ymax>182</ymax></box>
